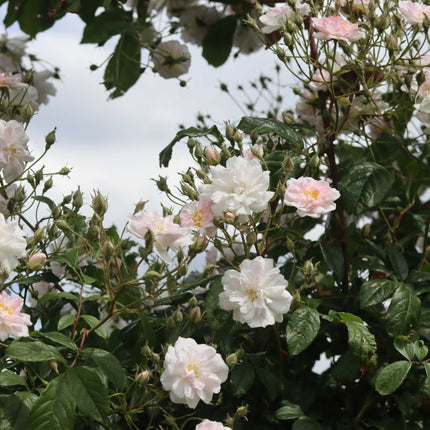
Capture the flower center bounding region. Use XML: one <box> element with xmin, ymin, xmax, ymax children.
<box><xmin>304</xmin><ymin>188</ymin><xmax>319</xmax><ymax>200</ymax></box>
<box><xmin>156</xmin><ymin>225</ymin><xmax>164</xmax><ymax>232</ymax></box>
<box><xmin>191</xmin><ymin>209</ymin><xmax>203</xmax><ymax>227</ymax></box>
<box><xmin>246</xmin><ymin>288</ymin><xmax>260</xmax><ymax>302</ymax></box>
<box><xmin>0</xmin><ymin>303</ymin><xmax>13</xmax><ymax>315</ymax></box>
<box><xmin>187</xmin><ymin>361</ymin><xmax>200</xmax><ymax>378</ymax></box>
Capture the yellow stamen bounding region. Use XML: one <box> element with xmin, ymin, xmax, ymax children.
<box><xmin>246</xmin><ymin>288</ymin><xmax>259</xmax><ymax>302</ymax></box>
<box><xmin>304</xmin><ymin>188</ymin><xmax>319</xmax><ymax>200</ymax></box>
<box><xmin>0</xmin><ymin>303</ymin><xmax>13</xmax><ymax>315</ymax></box>
<box><xmin>187</xmin><ymin>361</ymin><xmax>199</xmax><ymax>377</ymax></box>
<box><xmin>191</xmin><ymin>209</ymin><xmax>203</xmax><ymax>227</ymax></box>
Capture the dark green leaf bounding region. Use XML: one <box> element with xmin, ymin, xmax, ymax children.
<box><xmin>375</xmin><ymin>361</ymin><xmax>411</xmax><ymax>395</ymax></box>
<box><xmin>386</xmin><ymin>286</ymin><xmax>421</xmax><ymax>336</ymax></box>
<box><xmin>39</xmin><ymin>291</ymin><xmax>78</xmax><ymax>305</ymax></box>
<box><xmin>424</xmin><ymin>362</ymin><xmax>430</xmax><ymax>390</ymax></box>
<box><xmin>204</xmin><ymin>277</ymin><xmax>223</xmax><ymax>318</ymax></box>
<box><xmin>238</xmin><ymin>116</ymin><xmax>303</xmax><ymax>149</ymax></box>
<box><xmin>359</xmin><ymin>279</ymin><xmax>401</xmax><ymax>308</ymax></box>
<box><xmin>319</xmin><ymin>240</ymin><xmax>344</xmax><ymax>283</ymax></box>
<box><xmin>344</xmin><ymin>320</ymin><xmax>378</xmax><ymax>367</ymax></box>
<box><xmin>292</xmin><ymin>417</ymin><xmax>323</xmax><ymax>430</ymax></box>
<box><xmin>17</xmin><ymin>1</ymin><xmax>57</xmax><ymax>37</ymax></box>
<box><xmin>53</xmin><ymin>249</ymin><xmax>79</xmax><ymax>269</ymax></box>
<box><xmin>58</xmin><ymin>314</ymin><xmax>76</xmax><ymax>331</ymax></box>
<box><xmin>394</xmin><ymin>336</ymin><xmax>415</xmax><ymax>361</ymax></box>
<box><xmin>0</xmin><ymin>392</ymin><xmax>36</xmax><ymax>430</ymax></box>
<box><xmin>33</xmin><ymin>196</ymin><xmax>56</xmax><ymax>211</ymax></box>
<box><xmin>202</xmin><ymin>16</ymin><xmax>236</xmax><ymax>67</ymax></box>
<box><xmin>7</xmin><ymin>341</ymin><xmax>65</xmax><ymax>364</ymax></box>
<box><xmin>66</xmin><ymin>366</ymin><xmax>109</xmax><ymax>422</ymax></box>
<box><xmin>83</xmin><ymin>348</ymin><xmax>127</xmax><ymax>390</ymax></box>
<box><xmin>286</xmin><ymin>306</ymin><xmax>320</xmax><ymax>356</ymax></box>
<box><xmin>338</xmin><ymin>162</ymin><xmax>395</xmax><ymax>214</ymax></box>
<box><xmin>81</xmin><ymin>9</ymin><xmax>132</xmax><ymax>43</ymax></box>
<box><xmin>159</xmin><ymin>125</ymin><xmax>223</xmax><ymax>167</ymax></box>
<box><xmin>81</xmin><ymin>315</ymin><xmax>107</xmax><ymax>339</ymax></box>
<box><xmin>331</xmin><ymin>351</ymin><xmax>361</xmax><ymax>383</ymax></box>
<box><xmin>386</xmin><ymin>244</ymin><xmax>409</xmax><ymax>281</ymax></box>
<box><xmin>104</xmin><ymin>31</ymin><xmax>141</xmax><ymax>99</ymax></box>
<box><xmin>31</xmin><ymin>332</ymin><xmax>78</xmax><ymax>351</ymax></box>
<box><xmin>414</xmin><ymin>340</ymin><xmax>428</xmax><ymax>361</ymax></box>
<box><xmin>265</xmin><ymin>150</ymin><xmax>287</xmax><ymax>187</ymax></box>
<box><xmin>419</xmin><ymin>308</ymin><xmax>430</xmax><ymax>342</ymax></box>
<box><xmin>275</xmin><ymin>401</ymin><xmax>304</xmax><ymax>420</ymax></box>
<box><xmin>230</xmin><ymin>363</ymin><xmax>255</xmax><ymax>396</ymax></box>
<box><xmin>0</xmin><ymin>370</ymin><xmax>28</xmax><ymax>388</ymax></box>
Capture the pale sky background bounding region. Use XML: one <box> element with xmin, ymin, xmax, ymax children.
<box><xmin>1</xmin><ymin>9</ymin><xmax>285</xmax><ymax>227</ymax></box>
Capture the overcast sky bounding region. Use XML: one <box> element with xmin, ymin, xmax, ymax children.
<box><xmin>0</xmin><ymin>11</ymin><xmax>285</xmax><ymax>226</ymax></box>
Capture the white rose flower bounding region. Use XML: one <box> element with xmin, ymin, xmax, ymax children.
<box><xmin>199</xmin><ymin>156</ymin><xmax>274</xmax><ymax>222</ymax></box>
<box><xmin>196</xmin><ymin>419</ymin><xmax>232</xmax><ymax>430</ymax></box>
<box><xmin>0</xmin><ymin>213</ymin><xmax>26</xmax><ymax>274</ymax></box>
<box><xmin>160</xmin><ymin>337</ymin><xmax>228</xmax><ymax>408</ymax></box>
<box><xmin>259</xmin><ymin>5</ymin><xmax>294</xmax><ymax>34</ymax></box>
<box><xmin>151</xmin><ymin>40</ymin><xmax>191</xmax><ymax>79</ymax></box>
<box><xmin>127</xmin><ymin>211</ymin><xmax>192</xmax><ymax>264</ymax></box>
<box><xmin>0</xmin><ymin>119</ymin><xmax>34</xmax><ymax>181</ymax></box>
<box><xmin>180</xmin><ymin>6</ymin><xmax>219</xmax><ymax>45</ymax></box>
<box><xmin>219</xmin><ymin>256</ymin><xmax>292</xmax><ymax>328</ymax></box>
<box><xmin>32</xmin><ymin>70</ymin><xmax>57</xmax><ymax>105</ymax></box>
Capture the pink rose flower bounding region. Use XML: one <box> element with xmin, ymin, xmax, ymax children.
<box><xmin>284</xmin><ymin>177</ymin><xmax>340</xmax><ymax>218</ymax></box>
<box><xmin>196</xmin><ymin>420</ymin><xmax>232</xmax><ymax>430</ymax></box>
<box><xmin>259</xmin><ymin>5</ymin><xmax>294</xmax><ymax>34</ymax></box>
<box><xmin>127</xmin><ymin>211</ymin><xmax>192</xmax><ymax>264</ymax></box>
<box><xmin>313</xmin><ymin>16</ymin><xmax>364</xmax><ymax>42</ymax></box>
<box><xmin>180</xmin><ymin>199</ymin><xmax>217</xmax><ymax>236</ymax></box>
<box><xmin>399</xmin><ymin>1</ymin><xmax>430</xmax><ymax>25</ymax></box>
<box><xmin>0</xmin><ymin>73</ymin><xmax>26</xmax><ymax>89</ymax></box>
<box><xmin>0</xmin><ymin>291</ymin><xmax>31</xmax><ymax>341</ymax></box>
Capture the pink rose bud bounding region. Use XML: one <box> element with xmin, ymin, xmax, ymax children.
<box><xmin>189</xmin><ymin>306</ymin><xmax>202</xmax><ymax>324</ymax></box>
<box><xmin>205</xmin><ymin>147</ymin><xmax>221</xmax><ymax>165</ymax></box>
<box><xmin>136</xmin><ymin>370</ymin><xmax>151</xmax><ymax>386</ymax></box>
<box><xmin>28</xmin><ymin>253</ymin><xmax>47</xmax><ymax>271</ymax></box>
<box><xmin>225</xmin><ymin>212</ymin><xmax>235</xmax><ymax>221</ymax></box>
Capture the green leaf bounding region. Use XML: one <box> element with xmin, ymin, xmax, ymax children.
<box><xmin>238</xmin><ymin>116</ymin><xmax>303</xmax><ymax>149</ymax></box>
<box><xmin>33</xmin><ymin>196</ymin><xmax>56</xmax><ymax>211</ymax></box>
<box><xmin>424</xmin><ymin>362</ymin><xmax>430</xmax><ymax>390</ymax></box>
<box><xmin>275</xmin><ymin>401</ymin><xmax>304</xmax><ymax>420</ymax></box>
<box><xmin>386</xmin><ymin>244</ymin><xmax>409</xmax><ymax>281</ymax></box>
<box><xmin>264</xmin><ymin>150</ymin><xmax>288</xmax><ymax>187</ymax></box>
<box><xmin>159</xmin><ymin>125</ymin><xmax>223</xmax><ymax>167</ymax></box>
<box><xmin>359</xmin><ymin>279</ymin><xmax>401</xmax><ymax>308</ymax></box>
<box><xmin>31</xmin><ymin>332</ymin><xmax>78</xmax><ymax>351</ymax></box>
<box><xmin>58</xmin><ymin>314</ymin><xmax>76</xmax><ymax>331</ymax></box>
<box><xmin>338</xmin><ymin>162</ymin><xmax>395</xmax><ymax>214</ymax></box>
<box><xmin>375</xmin><ymin>361</ymin><xmax>411</xmax><ymax>395</ymax></box>
<box><xmin>26</xmin><ymin>376</ymin><xmax>75</xmax><ymax>430</ymax></box>
<box><xmin>414</xmin><ymin>340</ymin><xmax>428</xmax><ymax>361</ymax></box>
<box><xmin>81</xmin><ymin>315</ymin><xmax>107</xmax><ymax>339</ymax></box>
<box><xmin>7</xmin><ymin>341</ymin><xmax>65</xmax><ymax>364</ymax></box>
<box><xmin>39</xmin><ymin>291</ymin><xmax>78</xmax><ymax>305</ymax></box>
<box><xmin>394</xmin><ymin>336</ymin><xmax>415</xmax><ymax>361</ymax></box>
<box><xmin>17</xmin><ymin>1</ymin><xmax>57</xmax><ymax>37</ymax></box>
<box><xmin>386</xmin><ymin>286</ymin><xmax>421</xmax><ymax>336</ymax></box>
<box><xmin>331</xmin><ymin>351</ymin><xmax>361</xmax><ymax>383</ymax></box>
<box><xmin>286</xmin><ymin>306</ymin><xmax>320</xmax><ymax>356</ymax></box>
<box><xmin>83</xmin><ymin>348</ymin><xmax>127</xmax><ymax>390</ymax></box>
<box><xmin>319</xmin><ymin>240</ymin><xmax>344</xmax><ymax>283</ymax></box>
<box><xmin>53</xmin><ymin>249</ymin><xmax>79</xmax><ymax>269</ymax></box>
<box><xmin>81</xmin><ymin>9</ymin><xmax>132</xmax><ymax>43</ymax></box>
<box><xmin>230</xmin><ymin>363</ymin><xmax>255</xmax><ymax>396</ymax></box>
<box><xmin>292</xmin><ymin>417</ymin><xmax>323</xmax><ymax>430</ymax></box>
<box><xmin>104</xmin><ymin>31</ymin><xmax>141</xmax><ymax>99</ymax></box>
<box><xmin>0</xmin><ymin>370</ymin><xmax>28</xmax><ymax>388</ymax></box>
<box><xmin>0</xmin><ymin>392</ymin><xmax>37</xmax><ymax>430</ymax></box>
<box><xmin>202</xmin><ymin>15</ymin><xmax>237</xmax><ymax>67</ymax></box>
<box><xmin>66</xmin><ymin>366</ymin><xmax>109</xmax><ymax>422</ymax></box>
<box><xmin>419</xmin><ymin>308</ymin><xmax>430</xmax><ymax>342</ymax></box>
<box><xmin>344</xmin><ymin>320</ymin><xmax>378</xmax><ymax>368</ymax></box>
<box><xmin>205</xmin><ymin>276</ymin><xmax>223</xmax><ymax>318</ymax></box>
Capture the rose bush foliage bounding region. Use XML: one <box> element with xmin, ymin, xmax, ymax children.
<box><xmin>1</xmin><ymin>0</ymin><xmax>430</xmax><ymax>429</ymax></box>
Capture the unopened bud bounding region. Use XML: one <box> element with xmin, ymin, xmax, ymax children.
<box><xmin>134</xmin><ymin>200</ymin><xmax>147</xmax><ymax>214</ymax></box>
<box><xmin>310</xmin><ymin>154</ymin><xmax>320</xmax><ymax>168</ymax></box>
<box><xmin>52</xmin><ymin>206</ymin><xmax>62</xmax><ymax>218</ymax></box>
<box><xmin>189</xmin><ymin>306</ymin><xmax>202</xmax><ymax>324</ymax></box>
<box><xmin>136</xmin><ymin>370</ymin><xmax>151</xmax><ymax>386</ymax></box>
<box><xmin>282</xmin><ymin>112</ymin><xmax>293</xmax><ymax>124</ymax></box>
<box><xmin>233</xmin><ymin>131</ymin><xmax>243</xmax><ymax>143</ymax></box>
<box><xmin>189</xmin><ymin>236</ymin><xmax>207</xmax><ymax>254</ymax></box>
<box><xmin>235</xmin><ymin>405</ymin><xmax>249</xmax><ymax>418</ymax></box>
<box><xmin>276</xmin><ymin>47</ymin><xmax>286</xmax><ymax>61</ymax></box>
<box><xmin>92</xmin><ymin>191</ymin><xmax>108</xmax><ymax>217</ymax></box>
<box><xmin>33</xmin><ymin>228</ymin><xmax>45</xmax><ymax>243</ymax></box>
<box><xmin>362</xmin><ymin>223</ymin><xmax>371</xmax><ymax>237</ymax></box>
<box><xmin>187</xmin><ymin>138</ymin><xmax>196</xmax><ymax>150</ymax></box>
<box><xmin>226</xmin><ymin>124</ymin><xmax>235</xmax><ymax>140</ymax></box>
<box><xmin>250</xmin><ymin>128</ymin><xmax>259</xmax><ymax>143</ymax></box>
<box><xmin>246</xmin><ymin>231</ymin><xmax>257</xmax><ymax>245</ymax></box>
<box><xmin>73</xmin><ymin>189</ymin><xmax>83</xmax><ymax>208</ymax></box>
<box><xmin>103</xmin><ymin>241</ymin><xmax>115</xmax><ymax>261</ymax></box>
<box><xmin>143</xmin><ymin>270</ymin><xmax>162</xmax><ymax>280</ymax></box>
<box><xmin>226</xmin><ymin>352</ymin><xmax>239</xmax><ymax>367</ymax></box>
<box><xmin>43</xmin><ymin>177</ymin><xmax>53</xmax><ymax>193</ymax></box>
<box><xmin>45</xmin><ymin>128</ymin><xmax>56</xmax><ymax>149</ymax></box>
<box><xmin>48</xmin><ymin>360</ymin><xmax>59</xmax><ymax>374</ymax></box>
<box><xmin>59</xmin><ymin>167</ymin><xmax>71</xmax><ymax>175</ymax></box>
<box><xmin>177</xmin><ymin>263</ymin><xmax>188</xmax><ymax>277</ymax></box>
<box><xmin>303</xmin><ymin>260</ymin><xmax>315</xmax><ymax>277</ymax></box>
<box><xmin>34</xmin><ymin>168</ymin><xmax>44</xmax><ymax>184</ymax></box>
<box><xmin>205</xmin><ymin>147</ymin><xmax>221</xmax><ymax>165</ymax></box>
<box><xmin>286</xmin><ymin>237</ymin><xmax>295</xmax><ymax>253</ymax></box>
<box><xmin>28</xmin><ymin>253</ymin><xmax>47</xmax><ymax>271</ymax></box>
<box><xmin>204</xmin><ymin>264</ymin><xmax>218</xmax><ymax>275</ymax></box>
<box><xmin>225</xmin><ymin>212</ymin><xmax>235</xmax><ymax>223</ymax></box>
<box><xmin>282</xmin><ymin>155</ymin><xmax>294</xmax><ymax>171</ymax></box>
<box><xmin>55</xmin><ymin>220</ymin><xmax>70</xmax><ymax>231</ymax></box>
<box><xmin>194</xmin><ymin>145</ymin><xmax>204</xmax><ymax>159</ymax></box>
